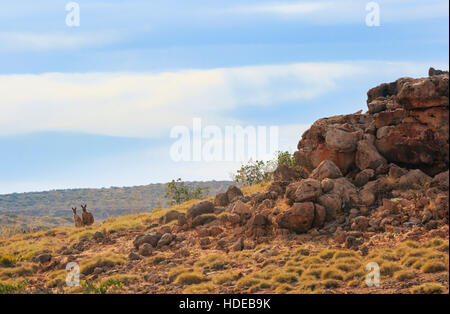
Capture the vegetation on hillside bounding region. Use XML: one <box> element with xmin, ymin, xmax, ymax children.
<box><xmin>232</xmin><ymin>151</ymin><xmax>299</xmax><ymax>186</ymax></box>
<box><xmin>0</xmin><ymin>181</ymin><xmax>233</xmax><ymax>236</ymax></box>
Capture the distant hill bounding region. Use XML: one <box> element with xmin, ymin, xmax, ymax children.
<box><xmin>0</xmin><ymin>181</ymin><xmax>233</xmax><ymax>233</ymax></box>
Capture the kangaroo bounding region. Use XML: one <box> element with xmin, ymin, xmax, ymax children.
<box><xmin>72</xmin><ymin>207</ymin><xmax>83</xmax><ymax>227</ymax></box>
<box><xmin>81</xmin><ymin>204</ymin><xmax>94</xmax><ymax>226</ymax></box>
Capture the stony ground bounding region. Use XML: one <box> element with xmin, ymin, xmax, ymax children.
<box><xmin>0</xmin><ymin>182</ymin><xmax>448</xmax><ymax>294</ymax></box>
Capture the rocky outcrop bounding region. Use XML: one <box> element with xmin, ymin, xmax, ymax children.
<box><xmin>134</xmin><ymin>69</ymin><xmax>449</xmax><ymax>243</ymax></box>
<box><xmin>295</xmin><ymin>69</ymin><xmax>449</xmax><ymax>176</ymax></box>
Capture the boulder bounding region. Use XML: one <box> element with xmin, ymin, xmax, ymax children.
<box><xmin>191</xmin><ymin>214</ymin><xmax>217</xmax><ymax>227</ymax></box>
<box><xmin>214</xmin><ymin>193</ymin><xmax>229</xmax><ymax>207</ymax></box>
<box><xmin>177</xmin><ymin>213</ymin><xmax>187</xmax><ymax>226</ymax></box>
<box><xmin>276</xmin><ymin>202</ymin><xmax>315</xmax><ymax>233</ymax></box>
<box><xmin>320</xmin><ymin>178</ymin><xmax>334</xmax><ymax>193</ymax></box>
<box><xmin>295</xmin><ymin>178</ymin><xmax>321</xmax><ymax>202</ymax></box>
<box><xmin>313</xmin><ymin>204</ymin><xmax>326</xmax><ymax>228</ymax></box>
<box><xmin>225</xmin><ymin>186</ymin><xmax>243</xmax><ymax>203</ymax></box>
<box><xmin>430</xmin><ymin>170</ymin><xmax>449</xmax><ymax>191</ymax></box>
<box><xmin>139</xmin><ymin>243</ymin><xmax>153</xmax><ymax>256</ymax></box>
<box><xmin>356</xmin><ymin>139</ymin><xmax>387</xmax><ymax>170</ymax></box>
<box><xmin>351</xmin><ymin>216</ymin><xmax>370</xmax><ymax>231</ymax></box>
<box><xmin>396</xmin><ymin>73</ymin><xmax>449</xmax><ymax>109</ymax></box>
<box><xmin>317</xmin><ymin>193</ymin><xmax>342</xmax><ymax>221</ymax></box>
<box><xmin>325</xmin><ymin>128</ymin><xmax>359</xmax><ymax>152</ymax></box>
<box><xmin>36</xmin><ymin>253</ymin><xmax>52</xmax><ymax>264</ymax></box>
<box><xmin>354</xmin><ymin>169</ymin><xmax>375</xmax><ymax>187</ymax></box>
<box><xmin>159</xmin><ymin>210</ymin><xmax>182</xmax><ymax>225</ymax></box>
<box><xmin>360</xmin><ymin>177</ymin><xmax>391</xmax><ymax>206</ymax></box>
<box><xmin>388</xmin><ymin>164</ymin><xmax>408</xmax><ymax>179</ymax></box>
<box><xmin>310</xmin><ymin>160</ymin><xmax>342</xmax><ymax>181</ymax></box>
<box><xmin>231</xmin><ymin>201</ymin><xmax>252</xmax><ymax>221</ymax></box>
<box><xmin>187</xmin><ymin>201</ymin><xmax>214</xmax><ymax>219</ymax></box>
<box><xmin>246</xmin><ymin>213</ymin><xmax>271</xmax><ymax>237</ymax></box>
<box><xmin>267</xmin><ymin>181</ymin><xmax>289</xmax><ymax>197</ymax></box>
<box><xmin>398</xmin><ymin>169</ymin><xmax>432</xmax><ymax>190</ymax></box>
<box><xmin>273</xmin><ymin>164</ymin><xmax>308</xmax><ymax>182</ymax></box>
<box><xmin>157</xmin><ymin>233</ymin><xmax>175</xmax><ymax>247</ymax></box>
<box><xmin>329</xmin><ymin>177</ymin><xmax>359</xmax><ymax>206</ymax></box>
<box><xmin>284</xmin><ymin>181</ymin><xmax>301</xmax><ymax>205</ymax></box>
<box><xmin>133</xmin><ymin>232</ymin><xmax>162</xmax><ymax>249</ymax></box>
<box><xmin>294</xmin><ymin>113</ymin><xmax>373</xmax><ymax>174</ymax></box>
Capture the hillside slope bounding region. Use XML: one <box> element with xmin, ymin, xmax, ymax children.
<box><xmin>0</xmin><ymin>181</ymin><xmax>233</xmax><ymax>235</ymax></box>
<box><xmin>0</xmin><ymin>69</ymin><xmax>448</xmax><ymax>294</ymax></box>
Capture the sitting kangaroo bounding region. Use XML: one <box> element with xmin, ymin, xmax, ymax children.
<box><xmin>72</xmin><ymin>207</ymin><xmax>83</xmax><ymax>227</ymax></box>
<box><xmin>81</xmin><ymin>204</ymin><xmax>94</xmax><ymax>226</ymax></box>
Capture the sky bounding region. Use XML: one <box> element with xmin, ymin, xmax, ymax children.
<box><xmin>0</xmin><ymin>0</ymin><xmax>448</xmax><ymax>194</ymax></box>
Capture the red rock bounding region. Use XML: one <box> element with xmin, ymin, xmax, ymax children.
<box><xmin>276</xmin><ymin>202</ymin><xmax>315</xmax><ymax>234</ymax></box>
<box><xmin>294</xmin><ymin>178</ymin><xmax>321</xmax><ymax>202</ymax></box>
<box><xmin>273</xmin><ymin>164</ymin><xmax>308</xmax><ymax>182</ymax></box>
<box><xmin>310</xmin><ymin>160</ymin><xmax>343</xmax><ymax>181</ymax></box>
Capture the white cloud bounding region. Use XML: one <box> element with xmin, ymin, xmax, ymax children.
<box><xmin>0</xmin><ymin>62</ymin><xmax>363</xmax><ymax>138</ymax></box>
<box><xmin>0</xmin><ymin>60</ymin><xmax>446</xmax><ymax>138</ymax></box>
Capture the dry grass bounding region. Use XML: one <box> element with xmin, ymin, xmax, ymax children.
<box><xmin>80</xmin><ymin>252</ymin><xmax>125</xmax><ymax>275</ymax></box>
<box><xmin>420</xmin><ymin>260</ymin><xmax>447</xmax><ymax>273</ymax></box>
<box><xmin>410</xmin><ymin>282</ymin><xmax>445</xmax><ymax>294</ymax></box>
<box><xmin>394</xmin><ymin>270</ymin><xmax>416</xmax><ymax>281</ymax></box>
<box><xmin>175</xmin><ymin>272</ymin><xmax>207</xmax><ymax>285</ymax></box>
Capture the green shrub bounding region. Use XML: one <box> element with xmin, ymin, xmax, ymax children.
<box><xmin>81</xmin><ymin>279</ymin><xmax>122</xmax><ymax>294</ymax></box>
<box><xmin>0</xmin><ymin>280</ymin><xmax>27</xmax><ymax>294</ymax></box>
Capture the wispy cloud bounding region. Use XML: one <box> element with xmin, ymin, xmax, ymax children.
<box><xmin>0</xmin><ymin>31</ymin><xmax>120</xmax><ymax>51</ymax></box>
<box><xmin>0</xmin><ymin>62</ymin><xmax>363</xmax><ymax>138</ymax></box>
<box><xmin>224</xmin><ymin>2</ymin><xmax>332</xmax><ymax>15</ymax></box>
<box><xmin>212</xmin><ymin>0</ymin><xmax>449</xmax><ymax>23</ymax></box>
<box><xmin>0</xmin><ymin>61</ymin><xmax>446</xmax><ymax>138</ymax></box>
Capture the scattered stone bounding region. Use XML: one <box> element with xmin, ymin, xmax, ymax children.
<box><xmin>159</xmin><ymin>210</ymin><xmax>182</xmax><ymax>225</ymax></box>
<box><xmin>231</xmin><ymin>201</ymin><xmax>252</xmax><ymax>221</ymax></box>
<box><xmin>310</xmin><ymin>160</ymin><xmax>342</xmax><ymax>181</ymax></box>
<box><xmin>157</xmin><ymin>233</ymin><xmax>175</xmax><ymax>247</ymax></box>
<box><xmin>36</xmin><ymin>253</ymin><xmax>52</xmax><ymax>264</ymax></box>
<box><xmin>431</xmin><ymin>170</ymin><xmax>449</xmax><ymax>191</ymax></box>
<box><xmin>273</xmin><ymin>164</ymin><xmax>308</xmax><ymax>182</ymax></box>
<box><xmin>295</xmin><ymin>178</ymin><xmax>321</xmax><ymax>202</ymax></box>
<box><xmin>214</xmin><ymin>193</ymin><xmax>229</xmax><ymax>207</ymax></box>
<box><xmin>187</xmin><ymin>201</ymin><xmax>215</xmax><ymax>219</ymax></box>
<box><xmin>191</xmin><ymin>214</ymin><xmax>217</xmax><ymax>227</ymax></box>
<box><xmin>398</xmin><ymin>169</ymin><xmax>432</xmax><ymax>190</ymax></box>
<box><xmin>139</xmin><ymin>243</ymin><xmax>153</xmax><ymax>256</ymax></box>
<box><xmin>225</xmin><ymin>186</ymin><xmax>244</xmax><ymax>203</ymax></box>
<box><xmin>276</xmin><ymin>202</ymin><xmax>315</xmax><ymax>234</ymax></box>
<box><xmin>321</xmin><ymin>178</ymin><xmax>335</xmax><ymax>193</ymax></box>
<box><xmin>354</xmin><ymin>169</ymin><xmax>375</xmax><ymax>187</ymax></box>
<box><xmin>133</xmin><ymin>232</ymin><xmax>162</xmax><ymax>249</ymax></box>
<box><xmin>356</xmin><ymin>139</ymin><xmax>387</xmax><ymax>170</ymax></box>
<box><xmin>128</xmin><ymin>252</ymin><xmax>141</xmax><ymax>261</ymax></box>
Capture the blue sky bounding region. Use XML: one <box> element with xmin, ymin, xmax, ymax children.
<box><xmin>0</xmin><ymin>0</ymin><xmax>448</xmax><ymax>194</ymax></box>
